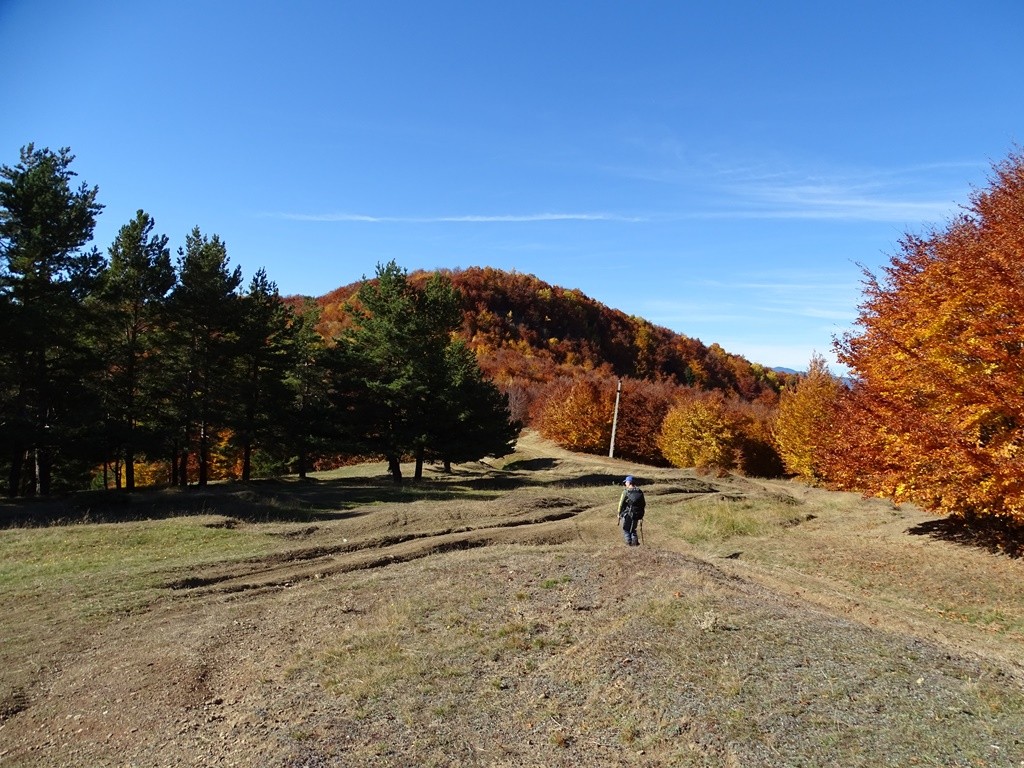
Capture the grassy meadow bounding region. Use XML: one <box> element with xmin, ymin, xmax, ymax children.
<box><xmin>1</xmin><ymin>433</ymin><xmax>1023</xmax><ymax>766</ymax></box>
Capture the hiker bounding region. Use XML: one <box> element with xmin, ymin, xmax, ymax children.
<box><xmin>617</xmin><ymin>475</ymin><xmax>645</xmax><ymax>546</ymax></box>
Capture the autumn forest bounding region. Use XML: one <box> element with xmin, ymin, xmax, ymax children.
<box><xmin>4</xmin><ymin>143</ymin><xmax>1024</xmax><ymax>528</ymax></box>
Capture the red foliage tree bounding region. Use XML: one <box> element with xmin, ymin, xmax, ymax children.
<box><xmin>612</xmin><ymin>377</ymin><xmax>679</xmax><ymax>465</ymax></box>
<box><xmin>728</xmin><ymin>393</ymin><xmax>785</xmax><ymax>477</ymax></box>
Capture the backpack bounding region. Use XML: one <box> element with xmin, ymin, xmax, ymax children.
<box><xmin>624</xmin><ymin>487</ymin><xmax>646</xmax><ymax>520</ymax></box>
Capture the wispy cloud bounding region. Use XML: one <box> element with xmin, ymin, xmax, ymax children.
<box><xmin>642</xmin><ymin>274</ymin><xmax>860</xmax><ymax>325</ymax></box>
<box><xmin>270</xmin><ymin>211</ymin><xmax>647</xmax><ymax>223</ymax></box>
<box><xmin>719</xmin><ymin>182</ymin><xmax>962</xmax><ymax>222</ymax></box>
<box><xmin>686</xmin><ymin>164</ymin><xmax>971</xmax><ymax>222</ymax></box>
<box><xmin>604</xmin><ymin>134</ymin><xmax>981</xmax><ymax>223</ymax></box>
<box><xmin>269</xmin><ymin>159</ymin><xmax>979</xmax><ymax>226</ymax></box>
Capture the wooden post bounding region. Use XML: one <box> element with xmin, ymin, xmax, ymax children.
<box><xmin>609</xmin><ymin>378</ymin><xmax>622</xmax><ymax>458</ymax></box>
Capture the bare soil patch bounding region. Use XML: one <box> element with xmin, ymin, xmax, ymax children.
<box><xmin>2</xmin><ymin>431</ymin><xmax>1023</xmax><ymax>766</ymax></box>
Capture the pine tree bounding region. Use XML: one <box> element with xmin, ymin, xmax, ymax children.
<box><xmin>333</xmin><ymin>261</ymin><xmax>517</xmax><ymax>482</ymax></box>
<box><xmin>0</xmin><ymin>145</ymin><xmax>104</xmax><ymax>495</ymax></box>
<box><xmin>282</xmin><ymin>299</ymin><xmax>330</xmax><ymax>480</ymax></box>
<box><xmin>168</xmin><ymin>227</ymin><xmax>242</xmax><ymax>486</ymax></box>
<box><xmin>332</xmin><ymin>262</ymin><xmax>456</xmax><ymax>481</ymax></box>
<box><xmin>98</xmin><ymin>210</ymin><xmax>174</xmax><ymax>489</ymax></box>
<box><xmin>430</xmin><ymin>339</ymin><xmax>520</xmax><ymax>470</ymax></box>
<box><xmin>233</xmin><ymin>269</ymin><xmax>298</xmax><ymax>480</ymax></box>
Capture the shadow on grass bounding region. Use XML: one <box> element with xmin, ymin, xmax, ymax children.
<box><xmin>0</xmin><ymin>465</ymin><xmax>639</xmax><ymax>529</ymax></box>
<box><xmin>503</xmin><ymin>457</ymin><xmax>560</xmax><ymax>472</ymax></box>
<box><xmin>454</xmin><ymin>470</ymin><xmax>629</xmax><ymax>491</ymax></box>
<box><xmin>908</xmin><ymin>514</ymin><xmax>1024</xmax><ymax>559</ymax></box>
<box><xmin>552</xmin><ymin>472</ymin><xmax>628</xmax><ymax>489</ymax></box>
<box><xmin>0</xmin><ymin>476</ymin><xmax>502</xmax><ymax>529</ymax></box>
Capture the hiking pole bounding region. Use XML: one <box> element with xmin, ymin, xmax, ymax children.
<box><xmin>639</xmin><ymin>518</ymin><xmax>644</xmax><ymax>546</ymax></box>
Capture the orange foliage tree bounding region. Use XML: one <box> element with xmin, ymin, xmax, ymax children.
<box><xmin>832</xmin><ymin>150</ymin><xmax>1024</xmax><ymax>519</ymax></box>
<box><xmin>772</xmin><ymin>354</ymin><xmax>844</xmax><ymax>481</ymax></box>
<box><xmin>533</xmin><ymin>374</ymin><xmax>681</xmax><ymax>463</ymax></box>
<box><xmin>534</xmin><ymin>375</ymin><xmax>615</xmax><ymax>454</ymax></box>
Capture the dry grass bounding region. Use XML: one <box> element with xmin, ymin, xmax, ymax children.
<box><xmin>1</xmin><ymin>431</ymin><xmax>1024</xmax><ymax>766</ymax></box>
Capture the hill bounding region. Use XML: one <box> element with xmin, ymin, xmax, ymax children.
<box><xmin>307</xmin><ymin>266</ymin><xmax>795</xmax><ymax>401</ymax></box>
<box><xmin>1</xmin><ymin>432</ymin><xmax>1022</xmax><ymax>766</ymax></box>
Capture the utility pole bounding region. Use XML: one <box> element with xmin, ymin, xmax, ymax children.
<box><xmin>609</xmin><ymin>378</ymin><xmax>622</xmax><ymax>458</ymax></box>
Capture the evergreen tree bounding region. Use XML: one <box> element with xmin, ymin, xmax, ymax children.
<box><xmin>283</xmin><ymin>299</ymin><xmax>330</xmax><ymax>480</ymax></box>
<box><xmin>233</xmin><ymin>269</ymin><xmax>297</xmax><ymax>480</ymax></box>
<box><xmin>430</xmin><ymin>339</ymin><xmax>519</xmax><ymax>471</ymax></box>
<box><xmin>408</xmin><ymin>270</ymin><xmax>465</xmax><ymax>479</ymax></box>
<box><xmin>98</xmin><ymin>210</ymin><xmax>174</xmax><ymax>489</ymax></box>
<box><xmin>333</xmin><ymin>262</ymin><xmax>445</xmax><ymax>481</ymax></box>
<box><xmin>0</xmin><ymin>145</ymin><xmax>104</xmax><ymax>495</ymax></box>
<box><xmin>169</xmin><ymin>227</ymin><xmax>242</xmax><ymax>486</ymax></box>
<box><xmin>334</xmin><ymin>261</ymin><xmax>516</xmax><ymax>482</ymax></box>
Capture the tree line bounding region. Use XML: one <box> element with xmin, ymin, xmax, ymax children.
<box><xmin>319</xmin><ymin>265</ymin><xmax>794</xmax><ymax>404</ymax></box>
<box><xmin>0</xmin><ymin>144</ymin><xmax>517</xmax><ymax>496</ymax></box>
<box><xmin>10</xmin><ymin>140</ymin><xmax>1018</xmax><ymax>527</ymax></box>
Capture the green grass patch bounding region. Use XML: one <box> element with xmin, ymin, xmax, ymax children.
<box><xmin>660</xmin><ymin>497</ymin><xmax>807</xmax><ymax>544</ymax></box>
<box><xmin>540</xmin><ymin>574</ymin><xmax>571</xmax><ymax>589</ymax></box>
<box><xmin>0</xmin><ymin>516</ymin><xmax>279</xmax><ymax>618</ymax></box>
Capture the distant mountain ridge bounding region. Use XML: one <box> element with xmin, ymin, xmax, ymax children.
<box><xmin>306</xmin><ymin>266</ymin><xmax>797</xmax><ymax>400</ymax></box>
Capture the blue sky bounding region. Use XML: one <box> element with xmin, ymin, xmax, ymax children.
<box><xmin>3</xmin><ymin>1</ymin><xmax>1022</xmax><ymax>372</ymax></box>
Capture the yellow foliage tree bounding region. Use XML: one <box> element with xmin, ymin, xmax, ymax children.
<box><xmin>772</xmin><ymin>354</ymin><xmax>843</xmax><ymax>481</ymax></box>
<box><xmin>657</xmin><ymin>394</ymin><xmax>736</xmax><ymax>473</ymax></box>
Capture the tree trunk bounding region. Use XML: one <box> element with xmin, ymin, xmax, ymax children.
<box><xmin>125</xmin><ymin>448</ymin><xmax>135</xmax><ymax>490</ymax></box>
<box><xmin>387</xmin><ymin>454</ymin><xmax>403</xmax><ymax>483</ymax></box>
<box><xmin>7</xmin><ymin>448</ymin><xmax>23</xmax><ymax>497</ymax></box>
<box><xmin>178</xmin><ymin>447</ymin><xmax>189</xmax><ymax>487</ymax></box>
<box><xmin>241</xmin><ymin>442</ymin><xmax>252</xmax><ymax>482</ymax></box>
<box><xmin>35</xmin><ymin>446</ymin><xmax>51</xmax><ymax>497</ymax></box>
<box><xmin>198</xmin><ymin>421</ymin><xmax>209</xmax><ymax>486</ymax></box>
<box><xmin>414</xmin><ymin>445</ymin><xmax>424</xmax><ymax>480</ymax></box>
<box><xmin>34</xmin><ymin>451</ymin><xmax>41</xmax><ymax>496</ymax></box>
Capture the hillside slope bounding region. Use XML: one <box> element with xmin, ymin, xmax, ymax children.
<box><xmin>306</xmin><ymin>266</ymin><xmax>795</xmax><ymax>400</ymax></box>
